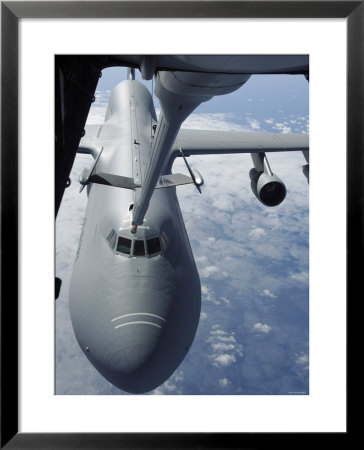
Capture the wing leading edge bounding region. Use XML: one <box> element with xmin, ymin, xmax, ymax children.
<box><xmin>172</xmin><ymin>129</ymin><xmax>308</xmax><ymax>156</ymax></box>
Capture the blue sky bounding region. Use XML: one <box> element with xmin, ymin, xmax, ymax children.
<box><xmin>56</xmin><ymin>65</ymin><xmax>309</xmax><ymax>395</ymax></box>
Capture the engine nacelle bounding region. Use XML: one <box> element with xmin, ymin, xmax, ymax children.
<box><xmin>249</xmin><ymin>168</ymin><xmax>286</xmax><ymax>207</ymax></box>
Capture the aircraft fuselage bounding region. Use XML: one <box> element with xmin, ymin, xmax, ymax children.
<box><xmin>69</xmin><ymin>80</ymin><xmax>201</xmax><ymax>393</ymax></box>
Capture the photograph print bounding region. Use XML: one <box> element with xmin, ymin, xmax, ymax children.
<box><xmin>55</xmin><ymin>55</ymin><xmax>309</xmax><ymax>395</ymax></box>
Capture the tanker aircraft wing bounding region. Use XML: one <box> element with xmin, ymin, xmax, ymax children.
<box><xmin>168</xmin><ymin>127</ymin><xmax>309</xmax><ymax>205</ymax></box>
<box><xmin>172</xmin><ymin>129</ymin><xmax>308</xmax><ymax>156</ymax></box>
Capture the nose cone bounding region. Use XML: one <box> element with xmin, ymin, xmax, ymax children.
<box><xmin>87</xmin><ymin>314</ymin><xmax>174</xmax><ymax>393</ymax></box>
<box><xmin>70</xmin><ymin>259</ymin><xmax>200</xmax><ymax>394</ymax></box>
<box><xmin>102</xmin><ymin>343</ymin><xmax>170</xmax><ymax>393</ymax></box>
<box><xmin>123</xmin><ymin>345</ymin><xmax>160</xmax><ymax>372</ymax></box>
<box><xmin>71</xmin><ymin>274</ymin><xmax>178</xmax><ymax>393</ymax></box>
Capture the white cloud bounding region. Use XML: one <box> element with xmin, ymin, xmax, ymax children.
<box><xmin>249</xmin><ymin>227</ymin><xmax>266</xmax><ymax>239</ymax></box>
<box><xmin>212</xmin><ymin>354</ymin><xmax>236</xmax><ymax>367</ymax></box>
<box><xmin>151</xmin><ymin>371</ymin><xmax>184</xmax><ymax>395</ymax></box>
<box><xmin>201</xmin><ymin>285</ymin><xmax>218</xmax><ymax>304</ymax></box>
<box><xmin>246</xmin><ymin>118</ymin><xmax>261</xmax><ymax>130</ymax></box>
<box><xmin>290</xmin><ymin>272</ymin><xmax>309</xmax><ymax>283</ymax></box>
<box><xmin>195</xmin><ymin>255</ymin><xmax>208</xmax><ymax>265</ymax></box>
<box><xmin>219</xmin><ymin>378</ymin><xmax>230</xmax><ymax>387</ymax></box>
<box><xmin>200</xmin><ymin>265</ymin><xmax>220</xmax><ymax>278</ymax></box>
<box><xmin>213</xmin><ymin>199</ymin><xmax>235</xmax><ymax>212</ymax></box>
<box><xmin>182</xmin><ymin>113</ymin><xmax>250</xmax><ymax>132</ymax></box>
<box><xmin>213</xmin><ymin>335</ymin><xmax>237</xmax><ymax>343</ymax></box>
<box><xmin>201</xmin><ymin>286</ymin><xmax>231</xmax><ymax>306</ymax></box>
<box><xmin>220</xmin><ymin>296</ymin><xmax>230</xmax><ymax>305</ymax></box>
<box><xmin>297</xmin><ymin>354</ymin><xmax>309</xmax><ymax>365</ymax></box>
<box><xmin>273</xmin><ymin>123</ymin><xmax>292</xmax><ymax>134</ymax></box>
<box><xmin>297</xmin><ymin>355</ymin><xmax>308</xmax><ymax>363</ymax></box>
<box><xmin>296</xmin><ymin>354</ymin><xmax>309</xmax><ymax>371</ymax></box>
<box><xmin>211</xmin><ymin>343</ymin><xmax>235</xmax><ymax>352</ymax></box>
<box><xmin>201</xmin><ymin>285</ymin><xmax>209</xmax><ymax>295</ymax></box>
<box><xmin>261</xmin><ymin>289</ymin><xmax>277</xmax><ymax>299</ymax></box>
<box><xmin>253</xmin><ymin>323</ymin><xmax>271</xmax><ymax>334</ymax></box>
<box><xmin>207</xmin><ymin>326</ymin><xmax>243</xmax><ymax>369</ymax></box>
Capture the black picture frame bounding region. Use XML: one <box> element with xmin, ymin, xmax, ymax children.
<box><xmin>1</xmin><ymin>1</ymin><xmax>359</xmax><ymax>448</ymax></box>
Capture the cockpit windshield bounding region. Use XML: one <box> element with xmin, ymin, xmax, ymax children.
<box><xmin>117</xmin><ymin>237</ymin><xmax>132</xmax><ymax>255</ymax></box>
<box><xmin>113</xmin><ymin>233</ymin><xmax>161</xmax><ymax>258</ymax></box>
<box><xmin>133</xmin><ymin>239</ymin><xmax>145</xmax><ymax>256</ymax></box>
<box><xmin>147</xmin><ymin>237</ymin><xmax>161</xmax><ymax>255</ymax></box>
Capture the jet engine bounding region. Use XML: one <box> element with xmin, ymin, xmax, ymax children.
<box><xmin>249</xmin><ymin>152</ymin><xmax>286</xmax><ymax>207</ymax></box>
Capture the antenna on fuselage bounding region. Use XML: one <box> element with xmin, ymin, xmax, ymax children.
<box><xmin>127</xmin><ymin>68</ymin><xmax>135</xmax><ymax>80</ymax></box>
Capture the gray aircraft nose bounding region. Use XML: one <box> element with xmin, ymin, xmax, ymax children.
<box><xmin>70</xmin><ymin>265</ymin><xmax>189</xmax><ymax>393</ymax></box>
<box><xmin>92</xmin><ymin>323</ymin><xmax>171</xmax><ymax>393</ymax></box>
<box><xmin>84</xmin><ymin>283</ymin><xmax>176</xmax><ymax>393</ymax></box>
<box><xmin>103</xmin><ymin>342</ymin><xmax>170</xmax><ymax>393</ymax></box>
<box><xmin>122</xmin><ymin>345</ymin><xmax>158</xmax><ymax>372</ymax></box>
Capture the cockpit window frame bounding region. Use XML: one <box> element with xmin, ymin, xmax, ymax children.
<box><xmin>132</xmin><ymin>239</ymin><xmax>146</xmax><ymax>257</ymax></box>
<box><xmin>113</xmin><ymin>232</ymin><xmax>162</xmax><ymax>258</ymax></box>
<box><xmin>146</xmin><ymin>236</ymin><xmax>162</xmax><ymax>256</ymax></box>
<box><xmin>116</xmin><ymin>236</ymin><xmax>132</xmax><ymax>255</ymax></box>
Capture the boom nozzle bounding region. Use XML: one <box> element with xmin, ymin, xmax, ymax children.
<box><xmin>127</xmin><ymin>68</ymin><xmax>136</xmax><ymax>80</ymax></box>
